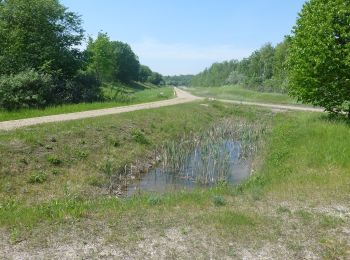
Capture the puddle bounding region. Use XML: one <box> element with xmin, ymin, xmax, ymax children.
<box><xmin>125</xmin><ymin>140</ymin><xmax>251</xmax><ymax>196</ymax></box>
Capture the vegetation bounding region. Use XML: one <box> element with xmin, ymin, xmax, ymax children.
<box><xmin>0</xmin><ymin>102</ymin><xmax>349</xmax><ymax>258</ymax></box>
<box><xmin>163</xmin><ymin>74</ymin><xmax>194</xmax><ymax>86</ymax></box>
<box><xmin>86</xmin><ymin>32</ymin><xmax>140</xmax><ymax>83</ymax></box>
<box><xmin>288</xmin><ymin>0</ymin><xmax>350</xmax><ymax>117</ymax></box>
<box><xmin>0</xmin><ymin>0</ymin><xmax>165</xmax><ymax>112</ymax></box>
<box><xmin>189</xmin><ymin>85</ymin><xmax>297</xmax><ymax>105</ymax></box>
<box><xmin>0</xmin><ymin>0</ymin><xmax>350</xmax><ymax>258</ymax></box>
<box><xmin>161</xmin><ymin>119</ymin><xmax>267</xmax><ymax>184</ymax></box>
<box><xmin>0</xmin><ymin>0</ymin><xmax>94</xmax><ymax>107</ymax></box>
<box><xmin>0</xmin><ymin>87</ymin><xmax>174</xmax><ymax>122</ymax></box>
<box><xmin>191</xmin><ymin>39</ymin><xmax>290</xmax><ymax>93</ymax></box>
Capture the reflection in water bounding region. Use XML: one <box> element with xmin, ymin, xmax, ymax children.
<box><xmin>126</xmin><ymin>140</ymin><xmax>251</xmax><ymax>196</ymax></box>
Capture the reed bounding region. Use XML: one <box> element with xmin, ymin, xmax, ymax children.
<box><xmin>160</xmin><ymin>119</ymin><xmax>267</xmax><ymax>184</ymax></box>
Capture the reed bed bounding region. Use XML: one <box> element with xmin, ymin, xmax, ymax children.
<box><xmin>160</xmin><ymin>119</ymin><xmax>268</xmax><ymax>184</ymax></box>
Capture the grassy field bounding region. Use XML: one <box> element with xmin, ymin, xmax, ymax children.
<box><xmin>0</xmin><ymin>102</ymin><xmax>349</xmax><ymax>258</ymax></box>
<box><xmin>188</xmin><ymin>85</ymin><xmax>301</xmax><ymax>105</ymax></box>
<box><xmin>0</xmin><ymin>86</ymin><xmax>174</xmax><ymax>122</ymax></box>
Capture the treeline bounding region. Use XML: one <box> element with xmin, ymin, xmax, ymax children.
<box><xmin>86</xmin><ymin>33</ymin><xmax>164</xmax><ymax>86</ymax></box>
<box><xmin>163</xmin><ymin>75</ymin><xmax>193</xmax><ymax>86</ymax></box>
<box><xmin>191</xmin><ymin>38</ymin><xmax>290</xmax><ymax>93</ymax></box>
<box><xmin>0</xmin><ymin>0</ymin><xmax>163</xmax><ymax>110</ymax></box>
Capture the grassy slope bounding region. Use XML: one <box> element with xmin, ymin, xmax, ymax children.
<box><xmin>0</xmin><ymin>86</ymin><xmax>174</xmax><ymax>122</ymax></box>
<box><xmin>0</xmin><ymin>102</ymin><xmax>349</xmax><ymax>258</ymax></box>
<box><xmin>188</xmin><ymin>85</ymin><xmax>300</xmax><ymax>105</ymax></box>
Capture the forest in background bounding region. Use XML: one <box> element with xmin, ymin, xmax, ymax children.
<box><xmin>190</xmin><ymin>38</ymin><xmax>290</xmax><ymax>93</ymax></box>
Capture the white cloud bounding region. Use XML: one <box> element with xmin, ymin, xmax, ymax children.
<box><xmin>130</xmin><ymin>39</ymin><xmax>253</xmax><ymax>75</ymax></box>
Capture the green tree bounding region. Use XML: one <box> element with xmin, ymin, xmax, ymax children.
<box><xmin>112</xmin><ymin>41</ymin><xmax>140</xmax><ymax>83</ymax></box>
<box><xmin>86</xmin><ymin>34</ymin><xmax>140</xmax><ymax>83</ymax></box>
<box><xmin>288</xmin><ymin>0</ymin><xmax>350</xmax><ymax>116</ymax></box>
<box><xmin>0</xmin><ymin>0</ymin><xmax>84</xmax><ymax>78</ymax></box>
<box><xmin>148</xmin><ymin>72</ymin><xmax>164</xmax><ymax>86</ymax></box>
<box><xmin>86</xmin><ymin>33</ymin><xmax>114</xmax><ymax>82</ymax></box>
<box><xmin>138</xmin><ymin>65</ymin><xmax>153</xmax><ymax>82</ymax></box>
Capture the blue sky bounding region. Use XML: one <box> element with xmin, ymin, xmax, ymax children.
<box><xmin>61</xmin><ymin>0</ymin><xmax>306</xmax><ymax>75</ymax></box>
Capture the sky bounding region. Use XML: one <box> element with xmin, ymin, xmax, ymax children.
<box><xmin>61</xmin><ymin>0</ymin><xmax>306</xmax><ymax>76</ymax></box>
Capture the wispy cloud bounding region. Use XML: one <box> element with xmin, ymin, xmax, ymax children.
<box><xmin>130</xmin><ymin>39</ymin><xmax>253</xmax><ymax>75</ymax></box>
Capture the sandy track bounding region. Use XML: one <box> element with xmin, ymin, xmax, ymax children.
<box><xmin>0</xmin><ymin>88</ymin><xmax>324</xmax><ymax>131</ymax></box>
<box><xmin>214</xmin><ymin>98</ymin><xmax>324</xmax><ymax>113</ymax></box>
<box><xmin>0</xmin><ymin>88</ymin><xmax>200</xmax><ymax>131</ymax></box>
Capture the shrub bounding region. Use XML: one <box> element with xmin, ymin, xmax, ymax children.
<box><xmin>0</xmin><ymin>69</ymin><xmax>53</xmax><ymax>110</ymax></box>
<box><xmin>64</xmin><ymin>71</ymin><xmax>102</xmax><ymax>103</ymax></box>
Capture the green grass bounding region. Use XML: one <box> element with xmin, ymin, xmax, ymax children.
<box><xmin>188</xmin><ymin>85</ymin><xmax>300</xmax><ymax>105</ymax></box>
<box><xmin>243</xmin><ymin>113</ymin><xmax>350</xmax><ymax>203</ymax></box>
<box><xmin>0</xmin><ymin>86</ymin><xmax>174</xmax><ymax>122</ymax></box>
<box><xmin>0</xmin><ymin>102</ymin><xmax>349</xmax><ymax>258</ymax></box>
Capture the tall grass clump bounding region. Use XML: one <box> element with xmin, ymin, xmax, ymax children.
<box><xmin>160</xmin><ymin>119</ymin><xmax>268</xmax><ymax>184</ymax></box>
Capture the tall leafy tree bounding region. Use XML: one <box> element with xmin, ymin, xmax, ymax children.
<box><xmin>0</xmin><ymin>0</ymin><xmax>84</xmax><ymax>78</ymax></box>
<box><xmin>86</xmin><ymin>33</ymin><xmax>140</xmax><ymax>83</ymax></box>
<box><xmin>86</xmin><ymin>33</ymin><xmax>114</xmax><ymax>82</ymax></box>
<box><xmin>148</xmin><ymin>72</ymin><xmax>164</xmax><ymax>85</ymax></box>
<box><xmin>138</xmin><ymin>65</ymin><xmax>153</xmax><ymax>82</ymax></box>
<box><xmin>112</xmin><ymin>41</ymin><xmax>140</xmax><ymax>83</ymax></box>
<box><xmin>288</xmin><ymin>0</ymin><xmax>350</xmax><ymax>116</ymax></box>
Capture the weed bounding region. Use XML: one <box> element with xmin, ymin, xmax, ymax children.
<box><xmin>28</xmin><ymin>171</ymin><xmax>47</xmax><ymax>184</ymax></box>
<box><xmin>148</xmin><ymin>195</ymin><xmax>162</xmax><ymax>205</ymax></box>
<box><xmin>132</xmin><ymin>129</ymin><xmax>150</xmax><ymax>145</ymax></box>
<box><xmin>208</xmin><ymin>210</ymin><xmax>256</xmax><ymax>229</ymax></box>
<box><xmin>99</xmin><ymin>159</ymin><xmax>117</xmax><ymax>177</ymax></box>
<box><xmin>110</xmin><ymin>138</ymin><xmax>121</xmax><ymax>147</ymax></box>
<box><xmin>295</xmin><ymin>210</ymin><xmax>313</xmax><ymax>222</ymax></box>
<box><xmin>319</xmin><ymin>215</ymin><xmax>344</xmax><ymax>229</ymax></box>
<box><xmin>213</xmin><ymin>195</ymin><xmax>226</xmax><ymax>206</ymax></box>
<box><xmin>87</xmin><ymin>175</ymin><xmax>105</xmax><ymax>188</ymax></box>
<box><xmin>320</xmin><ymin>238</ymin><xmax>348</xmax><ymax>259</ymax></box>
<box><xmin>76</xmin><ymin>150</ymin><xmax>88</xmax><ymax>159</ymax></box>
<box><xmin>276</xmin><ymin>205</ymin><xmax>291</xmax><ymax>214</ymax></box>
<box><xmin>10</xmin><ymin>227</ymin><xmax>21</xmax><ymax>244</ymax></box>
<box><xmin>47</xmin><ymin>155</ymin><xmax>62</xmax><ymax>165</ymax></box>
<box><xmin>51</xmin><ymin>169</ymin><xmax>61</xmax><ymax>175</ymax></box>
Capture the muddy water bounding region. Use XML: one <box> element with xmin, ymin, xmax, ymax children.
<box><xmin>125</xmin><ymin>140</ymin><xmax>251</xmax><ymax>196</ymax></box>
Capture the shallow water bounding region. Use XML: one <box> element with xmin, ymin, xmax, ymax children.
<box><xmin>126</xmin><ymin>140</ymin><xmax>251</xmax><ymax>196</ymax></box>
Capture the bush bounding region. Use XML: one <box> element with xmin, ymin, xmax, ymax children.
<box><xmin>64</xmin><ymin>71</ymin><xmax>102</xmax><ymax>103</ymax></box>
<box><xmin>0</xmin><ymin>69</ymin><xmax>53</xmax><ymax>110</ymax></box>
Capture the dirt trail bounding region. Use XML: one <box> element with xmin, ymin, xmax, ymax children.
<box><xmin>0</xmin><ymin>88</ymin><xmax>324</xmax><ymax>131</ymax></box>
<box><xmin>214</xmin><ymin>98</ymin><xmax>324</xmax><ymax>113</ymax></box>
<box><xmin>0</xmin><ymin>88</ymin><xmax>200</xmax><ymax>131</ymax></box>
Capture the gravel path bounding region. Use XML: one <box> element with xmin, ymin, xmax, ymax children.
<box><xmin>214</xmin><ymin>98</ymin><xmax>324</xmax><ymax>113</ymax></box>
<box><xmin>0</xmin><ymin>88</ymin><xmax>324</xmax><ymax>131</ymax></box>
<box><xmin>0</xmin><ymin>88</ymin><xmax>200</xmax><ymax>131</ymax></box>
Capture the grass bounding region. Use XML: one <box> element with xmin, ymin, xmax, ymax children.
<box><xmin>0</xmin><ymin>101</ymin><xmax>349</xmax><ymax>258</ymax></box>
<box><xmin>188</xmin><ymin>85</ymin><xmax>301</xmax><ymax>105</ymax></box>
<box><xmin>0</xmin><ymin>86</ymin><xmax>174</xmax><ymax>122</ymax></box>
